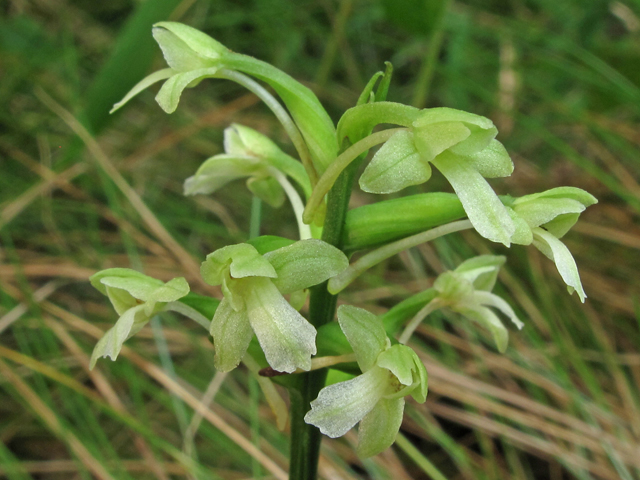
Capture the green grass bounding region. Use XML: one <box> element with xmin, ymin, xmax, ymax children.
<box><xmin>1</xmin><ymin>0</ymin><xmax>640</xmax><ymax>478</ymax></box>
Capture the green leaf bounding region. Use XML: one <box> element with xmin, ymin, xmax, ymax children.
<box><xmin>243</xmin><ymin>278</ymin><xmax>316</xmax><ymax>373</ymax></box>
<box><xmin>359</xmin><ymin>130</ymin><xmax>431</xmax><ymax>194</ymax></box>
<box><xmin>264</xmin><ymin>239</ymin><xmax>348</xmax><ymax>294</ymax></box>
<box><xmin>210</xmin><ymin>298</ymin><xmax>254</xmax><ymax>372</ymax></box>
<box><xmin>337</xmin><ymin>305</ymin><xmax>389</xmax><ymax>372</ymax></box>
<box><xmin>356</xmin><ymin>397</ymin><xmax>405</xmax><ymax>458</ymax></box>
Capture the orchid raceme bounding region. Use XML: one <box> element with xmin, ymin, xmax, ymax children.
<box><xmin>89</xmin><ymin>269</ymin><xmax>190</xmax><ymax>369</ymax></box>
<box><xmin>400</xmin><ymin>256</ymin><xmax>523</xmax><ymax>352</ymax></box>
<box><xmin>304</xmin><ymin>305</ymin><xmax>428</xmax><ymax>458</ymax></box>
<box><xmin>201</xmin><ymin>240</ymin><xmax>348</xmax><ymax>373</ymax></box>
<box><xmin>506</xmin><ymin>187</ymin><xmax>597</xmax><ymax>302</ymax></box>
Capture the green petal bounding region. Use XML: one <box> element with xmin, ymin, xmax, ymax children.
<box><xmin>532</xmin><ymin>227</ymin><xmax>586</xmax><ymax>302</ymax></box>
<box><xmin>513</xmin><ymin>198</ymin><xmax>585</xmax><ymax>230</ymax></box>
<box><xmin>104</xmin><ymin>286</ymin><xmax>137</xmax><ymax>316</ymax></box>
<box><xmin>337</xmin><ymin>305</ymin><xmax>389</xmax><ymax>372</ymax></box>
<box><xmin>90</xmin><ymin>268</ymin><xmax>162</xmax><ymax>296</ymax></box>
<box><xmin>153</xmin><ymin>22</ymin><xmax>228</xmax><ymax>61</ymax></box>
<box><xmin>507</xmin><ymin>207</ymin><xmax>534</xmax><ymax>245</ymax></box>
<box><xmin>356</xmin><ymin>398</ymin><xmax>405</xmax><ymax>458</ymax></box>
<box><xmin>513</xmin><ymin>187</ymin><xmax>597</xmax><ymax>209</ymax></box>
<box><xmin>183</xmin><ymin>155</ymin><xmax>262</xmax><ymax>196</ymax></box>
<box><xmin>336</xmin><ymin>102</ymin><xmax>422</xmax><ymax>144</ymax></box>
<box><xmin>466</xmin><ymin>140</ymin><xmax>513</xmax><ymax>178</ymax></box>
<box><xmin>473</xmin><ymin>291</ymin><xmax>524</xmax><ymax>329</ymax></box>
<box><xmin>152</xmin><ymin>27</ymin><xmax>214</xmax><ymax>71</ymax></box>
<box><xmin>244</xmin><ymin>278</ymin><xmax>316</xmax><ymax>373</ymax></box>
<box><xmin>264</xmin><ymin>239</ymin><xmax>349</xmax><ymax>294</ymax></box>
<box><xmin>210</xmin><ymin>298</ymin><xmax>254</xmax><ymax>372</ymax></box>
<box><xmin>376</xmin><ymin>344</ymin><xmax>417</xmax><ymax>387</ymax></box>
<box><xmin>155</xmin><ymin>67</ymin><xmax>220</xmax><ymax>113</ymax></box>
<box><xmin>454</xmin><ymin>255</ymin><xmax>506</xmax><ymax>291</ymax></box>
<box><xmin>201</xmin><ymin>244</ymin><xmax>277</xmax><ymax>286</ymax></box>
<box><xmin>359</xmin><ymin>130</ymin><xmax>432</xmax><ymax>194</ymax></box>
<box><xmin>457</xmin><ymin>305</ymin><xmax>509</xmax><ymax>353</ymax></box>
<box><xmin>90</xmin><ymin>304</ymin><xmax>148</xmax><ymax>369</ymax></box>
<box><xmin>412</xmin><ymin>121</ymin><xmax>471</xmax><ymax>161</ymax></box>
<box><xmin>144</xmin><ymin>277</ymin><xmax>190</xmax><ymax>316</ymax></box>
<box><xmin>304</xmin><ymin>366</ymin><xmax>389</xmax><ymax>437</ymax></box>
<box><xmin>246</xmin><ymin>176</ymin><xmax>286</xmax><ymax>208</ymax></box>
<box><xmin>431</xmin><ymin>151</ymin><xmax>514</xmax><ymax>246</ymax></box>
<box><xmin>110</xmin><ymin>68</ymin><xmax>175</xmax><ymax>114</ymax></box>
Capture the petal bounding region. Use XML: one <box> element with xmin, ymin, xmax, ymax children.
<box><xmin>264</xmin><ymin>239</ymin><xmax>349</xmax><ymax>294</ymax></box>
<box><xmin>183</xmin><ymin>154</ymin><xmax>262</xmax><ymax>196</ymax></box>
<box><xmin>153</xmin><ymin>22</ymin><xmax>228</xmax><ymax>61</ymax></box>
<box><xmin>152</xmin><ymin>26</ymin><xmax>213</xmax><ymax>71</ymax></box>
<box><xmin>90</xmin><ymin>305</ymin><xmax>148</xmax><ymax>369</ymax></box>
<box><xmin>473</xmin><ymin>291</ymin><xmax>524</xmax><ymax>329</ymax></box>
<box><xmin>466</xmin><ymin>140</ymin><xmax>513</xmax><ymax>178</ymax></box>
<box><xmin>244</xmin><ymin>278</ymin><xmax>316</xmax><ymax>373</ymax></box>
<box><xmin>356</xmin><ymin>398</ymin><xmax>405</xmax><ymax>458</ymax></box>
<box><xmin>90</xmin><ymin>268</ymin><xmax>163</xmax><ymax>297</ymax></box>
<box><xmin>144</xmin><ymin>277</ymin><xmax>190</xmax><ymax>316</ymax></box>
<box><xmin>110</xmin><ymin>68</ymin><xmax>175</xmax><ymax>114</ymax></box>
<box><xmin>513</xmin><ymin>198</ymin><xmax>585</xmax><ymax>230</ymax></box>
<box><xmin>454</xmin><ymin>255</ymin><xmax>506</xmax><ymax>291</ymax></box>
<box><xmin>457</xmin><ymin>305</ymin><xmax>509</xmax><ymax>353</ymax></box>
<box><xmin>431</xmin><ymin>150</ymin><xmax>514</xmax><ymax>246</ymax></box>
<box><xmin>304</xmin><ymin>367</ymin><xmax>389</xmax><ymax>438</ymax></box>
<box><xmin>532</xmin><ymin>227</ymin><xmax>587</xmax><ymax>302</ymax></box>
<box><xmin>201</xmin><ymin>244</ymin><xmax>277</xmax><ymax>286</ymax></box>
<box><xmin>508</xmin><ymin>207</ymin><xmax>534</xmax><ymax>245</ymax></box>
<box><xmin>412</xmin><ymin>121</ymin><xmax>471</xmax><ymax>161</ymax></box>
<box><xmin>376</xmin><ymin>344</ymin><xmax>418</xmax><ymax>387</ymax></box>
<box><xmin>155</xmin><ymin>67</ymin><xmax>220</xmax><ymax>113</ymax></box>
<box><xmin>337</xmin><ymin>305</ymin><xmax>389</xmax><ymax>372</ymax></box>
<box><xmin>209</xmin><ymin>298</ymin><xmax>254</xmax><ymax>372</ymax></box>
<box><xmin>104</xmin><ymin>286</ymin><xmax>137</xmax><ymax>316</ymax></box>
<box><xmin>246</xmin><ymin>176</ymin><xmax>286</xmax><ymax>208</ymax></box>
<box><xmin>359</xmin><ymin>130</ymin><xmax>431</xmax><ymax>194</ymax></box>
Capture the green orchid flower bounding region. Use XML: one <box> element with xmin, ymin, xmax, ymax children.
<box><xmin>358</xmin><ymin>107</ymin><xmax>515</xmax><ymax>245</ymax></box>
<box><xmin>201</xmin><ymin>239</ymin><xmax>348</xmax><ymax>373</ymax></box>
<box><xmin>110</xmin><ymin>22</ymin><xmax>336</xmax><ymax>179</ymax></box>
<box><xmin>89</xmin><ymin>269</ymin><xmax>190</xmax><ymax>369</ymax></box>
<box><xmin>185</xmin><ymin>123</ymin><xmax>311</xmax><ymax>207</ymax></box>
<box><xmin>304</xmin><ymin>305</ymin><xmax>427</xmax><ymax>458</ymax></box>
<box><xmin>507</xmin><ymin>187</ymin><xmax>597</xmax><ymax>302</ymax></box>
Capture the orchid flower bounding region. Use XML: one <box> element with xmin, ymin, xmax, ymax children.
<box><xmin>399</xmin><ymin>256</ymin><xmax>523</xmax><ymax>352</ymax></box>
<box><xmin>506</xmin><ymin>187</ymin><xmax>597</xmax><ymax>302</ymax></box>
<box><xmin>304</xmin><ymin>305</ymin><xmax>427</xmax><ymax>458</ymax></box>
<box><xmin>201</xmin><ymin>240</ymin><xmax>348</xmax><ymax>373</ymax></box>
<box><xmin>89</xmin><ymin>269</ymin><xmax>189</xmax><ymax>369</ymax></box>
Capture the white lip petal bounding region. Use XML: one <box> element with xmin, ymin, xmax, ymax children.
<box><xmin>209</xmin><ymin>298</ymin><xmax>253</xmax><ymax>373</ymax></box>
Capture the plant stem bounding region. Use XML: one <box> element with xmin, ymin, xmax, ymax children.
<box><xmin>288</xmin><ymin>154</ymin><xmax>361</xmax><ymax>480</ymax></box>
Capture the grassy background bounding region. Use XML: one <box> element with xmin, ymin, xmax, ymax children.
<box><xmin>1</xmin><ymin>0</ymin><xmax>640</xmax><ymax>478</ymax></box>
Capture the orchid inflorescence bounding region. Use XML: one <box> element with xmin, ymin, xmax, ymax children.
<box><xmin>91</xmin><ymin>22</ymin><xmax>597</xmax><ymax>463</ymax></box>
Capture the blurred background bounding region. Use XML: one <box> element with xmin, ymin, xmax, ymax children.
<box><xmin>1</xmin><ymin>0</ymin><xmax>640</xmax><ymax>478</ymax></box>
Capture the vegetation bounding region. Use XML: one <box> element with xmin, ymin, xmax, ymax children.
<box><xmin>1</xmin><ymin>1</ymin><xmax>639</xmax><ymax>479</ymax></box>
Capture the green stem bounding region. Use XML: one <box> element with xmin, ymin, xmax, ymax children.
<box><xmin>288</xmin><ymin>154</ymin><xmax>361</xmax><ymax>480</ymax></box>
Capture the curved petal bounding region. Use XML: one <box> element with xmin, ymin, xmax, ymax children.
<box><xmin>246</xmin><ymin>176</ymin><xmax>286</xmax><ymax>208</ymax></box>
<box><xmin>412</xmin><ymin>121</ymin><xmax>471</xmax><ymax>161</ymax></box>
<box><xmin>454</xmin><ymin>255</ymin><xmax>505</xmax><ymax>291</ymax></box>
<box><xmin>264</xmin><ymin>239</ymin><xmax>349</xmax><ymax>294</ymax></box>
<box><xmin>201</xmin><ymin>244</ymin><xmax>277</xmax><ymax>287</ymax></box>
<box><xmin>152</xmin><ymin>27</ymin><xmax>213</xmax><ymax>71</ymax></box>
<box><xmin>183</xmin><ymin>155</ymin><xmax>262</xmax><ymax>196</ymax></box>
<box><xmin>90</xmin><ymin>304</ymin><xmax>148</xmax><ymax>369</ymax></box>
<box><xmin>337</xmin><ymin>305</ymin><xmax>389</xmax><ymax>372</ymax></box>
<box><xmin>532</xmin><ymin>227</ymin><xmax>586</xmax><ymax>302</ymax></box>
<box><xmin>155</xmin><ymin>67</ymin><xmax>220</xmax><ymax>113</ymax></box>
<box><xmin>431</xmin><ymin>150</ymin><xmax>514</xmax><ymax>246</ymax></box>
<box><xmin>304</xmin><ymin>367</ymin><xmax>389</xmax><ymax>438</ymax></box>
<box><xmin>153</xmin><ymin>22</ymin><xmax>228</xmax><ymax>61</ymax></box>
<box><xmin>210</xmin><ymin>298</ymin><xmax>253</xmax><ymax>372</ymax></box>
<box><xmin>110</xmin><ymin>68</ymin><xmax>175</xmax><ymax>114</ymax></box>
<box><xmin>466</xmin><ymin>140</ymin><xmax>513</xmax><ymax>178</ymax></box>
<box><xmin>376</xmin><ymin>344</ymin><xmax>418</xmax><ymax>386</ymax></box>
<box><xmin>456</xmin><ymin>305</ymin><xmax>509</xmax><ymax>353</ymax></box>
<box><xmin>514</xmin><ymin>198</ymin><xmax>585</xmax><ymax>229</ymax></box>
<box><xmin>144</xmin><ymin>277</ymin><xmax>190</xmax><ymax>316</ymax></box>
<box><xmin>356</xmin><ymin>397</ymin><xmax>405</xmax><ymax>458</ymax></box>
<box><xmin>473</xmin><ymin>291</ymin><xmax>524</xmax><ymax>329</ymax></box>
<box><xmin>91</xmin><ymin>268</ymin><xmax>163</xmax><ymax>298</ymax></box>
<box><xmin>104</xmin><ymin>286</ymin><xmax>137</xmax><ymax>316</ymax></box>
<box><xmin>244</xmin><ymin>278</ymin><xmax>316</xmax><ymax>373</ymax></box>
<box><xmin>359</xmin><ymin>130</ymin><xmax>432</xmax><ymax>194</ymax></box>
